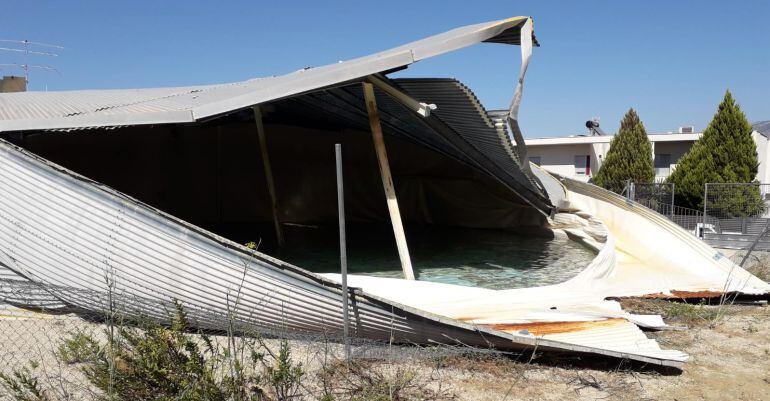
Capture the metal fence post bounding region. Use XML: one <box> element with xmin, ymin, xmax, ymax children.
<box><xmin>670</xmin><ymin>183</ymin><xmax>675</xmax><ymax>220</ymax></box>
<box><xmin>702</xmin><ymin>183</ymin><xmax>708</xmax><ymax>239</ymax></box>
<box><xmin>335</xmin><ymin>144</ymin><xmax>351</xmax><ymax>361</ymax></box>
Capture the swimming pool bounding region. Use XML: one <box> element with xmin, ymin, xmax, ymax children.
<box><xmin>270</xmin><ymin>225</ymin><xmax>596</xmax><ymax>290</ymax></box>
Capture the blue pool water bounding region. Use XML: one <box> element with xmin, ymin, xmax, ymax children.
<box><xmin>269</xmin><ymin>225</ymin><xmax>596</xmax><ymax>290</ymax></box>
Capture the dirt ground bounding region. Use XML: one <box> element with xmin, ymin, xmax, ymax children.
<box><xmin>433</xmin><ymin>300</ymin><xmax>770</xmax><ymax>401</ymax></box>
<box><xmin>1</xmin><ymin>298</ymin><xmax>768</xmax><ymax>400</ymax></box>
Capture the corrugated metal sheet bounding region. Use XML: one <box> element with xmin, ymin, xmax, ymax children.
<box><xmin>0</xmin><ymin>137</ymin><xmax>690</xmax><ymax>368</ymax></box>
<box><xmin>0</xmin><ymin>17</ymin><xmax>532</xmax><ymax>132</ymax></box>
<box><xmin>0</xmin><ymin>138</ymin><xmax>497</xmax><ymax>342</ymax></box>
<box><xmin>264</xmin><ymin>79</ymin><xmax>552</xmax><ymax>213</ymax></box>
<box><xmin>0</xmin><ymin>280</ymin><xmax>67</xmax><ymax>311</ymax></box>
<box><xmin>529</xmin><ymin>163</ymin><xmax>567</xmax><ymax>205</ymax></box>
<box><xmin>3</xmin><ymin>15</ymin><xmax>756</xmax><ymax>369</ymax></box>
<box><xmin>395</xmin><ymin>78</ymin><xmax>547</xmax><ymax>204</ymax></box>
<box><xmin>0</xmin><ymin>16</ymin><xmax>556</xmax><ymax>214</ymax></box>
<box><xmin>327</xmin><ymin>206</ymin><xmax>686</xmax><ymax>367</ymax></box>
<box><xmin>561</xmin><ymin>176</ymin><xmax>770</xmax><ymax>297</ymax></box>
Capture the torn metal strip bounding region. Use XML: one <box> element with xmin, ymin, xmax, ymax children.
<box><xmin>506</xmin><ymin>17</ymin><xmax>533</xmax><ymax>175</ymax></box>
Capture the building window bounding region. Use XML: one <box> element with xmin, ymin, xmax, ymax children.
<box><xmin>574</xmin><ymin>155</ymin><xmax>590</xmax><ymax>175</ymax></box>
<box><xmin>654</xmin><ymin>153</ymin><xmax>671</xmax><ymax>176</ymax></box>
<box><xmin>529</xmin><ymin>156</ymin><xmax>542</xmax><ymax>166</ymax></box>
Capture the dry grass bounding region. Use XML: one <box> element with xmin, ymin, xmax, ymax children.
<box><xmin>620</xmin><ymin>298</ymin><xmax>723</xmax><ymax>328</ymax></box>
<box><xmin>317</xmin><ymin>359</ymin><xmax>457</xmax><ymax>401</ymax></box>
<box><xmin>435</xmin><ymin>300</ymin><xmax>770</xmax><ymax>401</ymax></box>
<box><xmin>2</xmin><ymin>299</ymin><xmax>768</xmax><ymax>400</ymax></box>
<box><xmin>719</xmin><ymin>249</ymin><xmax>770</xmax><ymax>283</ymax></box>
<box><xmin>745</xmin><ymin>257</ymin><xmax>770</xmax><ymax>283</ymax></box>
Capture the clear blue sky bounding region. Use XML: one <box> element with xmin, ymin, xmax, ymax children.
<box><xmin>2</xmin><ymin>0</ymin><xmax>768</xmax><ymax>137</ymax></box>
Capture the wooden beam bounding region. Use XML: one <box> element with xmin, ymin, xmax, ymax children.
<box><xmin>362</xmin><ymin>82</ymin><xmax>415</xmax><ymax>280</ymax></box>
<box><xmin>252</xmin><ymin>105</ymin><xmax>284</xmax><ymax>247</ymax></box>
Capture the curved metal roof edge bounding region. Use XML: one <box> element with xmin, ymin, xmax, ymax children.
<box><xmin>0</xmin><ymin>16</ymin><xmax>532</xmax><ymax>132</ymax></box>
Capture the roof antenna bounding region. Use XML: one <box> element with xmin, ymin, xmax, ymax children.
<box><xmin>0</xmin><ymin>39</ymin><xmax>64</xmax><ymax>87</ymax></box>
<box><xmin>586</xmin><ymin>117</ymin><xmax>605</xmax><ymax>136</ymax></box>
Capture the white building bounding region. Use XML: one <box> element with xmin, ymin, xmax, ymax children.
<box><xmin>752</xmin><ymin>121</ymin><xmax>770</xmax><ymax>184</ymax></box>
<box><xmin>524</xmin><ymin>122</ymin><xmax>770</xmax><ymax>183</ymax></box>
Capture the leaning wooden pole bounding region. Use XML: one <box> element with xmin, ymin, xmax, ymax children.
<box><xmin>252</xmin><ymin>105</ymin><xmax>284</xmax><ymax>247</ymax></box>
<box><xmin>362</xmin><ymin>82</ymin><xmax>415</xmax><ymax>280</ymax></box>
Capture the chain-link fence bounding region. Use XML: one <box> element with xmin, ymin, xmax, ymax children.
<box><xmin>627</xmin><ymin>182</ymin><xmax>675</xmax><ymax>219</ymax></box>
<box><xmin>614</xmin><ymin>181</ymin><xmax>703</xmax><ymax>234</ymax></box>
<box><xmin>703</xmin><ymin>183</ymin><xmax>770</xmax><ymax>250</ymax></box>
<box><xmin>591</xmin><ymin>179</ymin><xmax>770</xmax><ymax>256</ymax></box>
<box><xmin>0</xmin><ymin>279</ymin><xmax>525</xmax><ymax>401</ymax></box>
<box><xmin>612</xmin><ymin>181</ymin><xmax>770</xmax><ymax>248</ymax></box>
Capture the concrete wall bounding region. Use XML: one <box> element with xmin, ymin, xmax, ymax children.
<box><xmin>529</xmin><ymin>136</ymin><xmax>770</xmax><ymax>183</ymax></box>
<box><xmin>527</xmin><ymin>144</ymin><xmax>594</xmax><ymax>182</ymax></box>
<box><xmin>752</xmin><ymin>131</ymin><xmax>770</xmax><ymax>183</ymax></box>
<box><xmin>652</xmin><ymin>141</ymin><xmax>692</xmax><ymax>179</ymax></box>
<box><xmin>590</xmin><ymin>142</ymin><xmax>610</xmax><ymax>173</ymax></box>
<box><xmin>530</xmin><ymin>139</ymin><xmax>692</xmax><ymax>182</ymax></box>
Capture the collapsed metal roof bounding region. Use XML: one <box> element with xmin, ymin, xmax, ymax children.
<box><xmin>3</xmin><ymin>16</ymin><xmax>767</xmax><ymax>372</ymax></box>
<box><xmin>0</xmin><ymin>16</ymin><xmax>552</xmax><ymax>214</ymax></box>
<box><xmin>0</xmin><ymin>17</ymin><xmax>535</xmax><ymax>132</ymax></box>
<box><xmin>265</xmin><ymin>77</ymin><xmax>550</xmax><ymax>213</ymax></box>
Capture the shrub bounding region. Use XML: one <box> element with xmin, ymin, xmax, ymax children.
<box><xmin>318</xmin><ymin>360</ymin><xmax>456</xmax><ymax>401</ymax></box>
<box><xmin>0</xmin><ymin>362</ymin><xmax>52</xmax><ymax>401</ymax></box>
<box><xmin>53</xmin><ymin>302</ymin><xmax>303</xmax><ymax>401</ymax></box>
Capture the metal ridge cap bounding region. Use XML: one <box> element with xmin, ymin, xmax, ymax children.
<box><xmin>0</xmin><ymin>110</ymin><xmax>195</xmax><ymax>133</ymax></box>
<box><xmin>192</xmin><ymin>16</ymin><xmax>533</xmax><ymax>121</ymax></box>
<box><xmin>191</xmin><ymin>50</ymin><xmax>415</xmax><ymax>120</ymax></box>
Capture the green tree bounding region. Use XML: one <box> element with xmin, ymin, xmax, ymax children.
<box><xmin>667</xmin><ymin>90</ymin><xmax>759</xmax><ymax>211</ymax></box>
<box><xmin>593</xmin><ymin>108</ymin><xmax>655</xmax><ymax>193</ymax></box>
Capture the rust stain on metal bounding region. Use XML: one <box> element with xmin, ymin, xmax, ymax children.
<box><xmin>482</xmin><ymin>318</ymin><xmax>626</xmax><ymax>336</ymax></box>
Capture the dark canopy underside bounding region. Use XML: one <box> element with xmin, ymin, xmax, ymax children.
<box><xmin>267</xmin><ymin>78</ymin><xmax>551</xmax><ymax>213</ymax></box>
<box><xmin>3</xmin><ymin>79</ymin><xmax>550</xmax><ymax>249</ymax></box>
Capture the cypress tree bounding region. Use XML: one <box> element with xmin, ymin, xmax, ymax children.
<box><xmin>667</xmin><ymin>90</ymin><xmax>759</xmax><ymax>212</ymax></box>
<box><xmin>593</xmin><ymin>108</ymin><xmax>654</xmax><ymax>193</ymax></box>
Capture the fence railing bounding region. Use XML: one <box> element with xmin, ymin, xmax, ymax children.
<box><xmin>616</xmin><ymin>181</ymin><xmax>770</xmax><ymax>247</ymax></box>
<box><xmin>703</xmin><ymin>183</ymin><xmax>770</xmax><ymax>250</ymax></box>
<box><xmin>635</xmin><ymin>198</ymin><xmax>704</xmax><ymax>234</ymax></box>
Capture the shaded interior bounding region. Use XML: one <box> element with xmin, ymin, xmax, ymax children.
<box><xmin>9</xmin><ymin>121</ymin><xmax>544</xmax><ymax>236</ymax></box>
<box><xmin>0</xmin><ymin>84</ymin><xmax>591</xmax><ymax>287</ymax></box>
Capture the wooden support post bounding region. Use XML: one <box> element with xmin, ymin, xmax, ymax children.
<box><xmin>362</xmin><ymin>82</ymin><xmax>415</xmax><ymax>280</ymax></box>
<box><xmin>252</xmin><ymin>105</ymin><xmax>284</xmax><ymax>247</ymax></box>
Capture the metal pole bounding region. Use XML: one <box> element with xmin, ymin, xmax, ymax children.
<box><xmin>740</xmin><ymin>217</ymin><xmax>770</xmax><ymax>267</ymax></box>
<box><xmin>670</xmin><ymin>183</ymin><xmax>675</xmax><ymax>220</ymax></box>
<box><xmin>335</xmin><ymin>144</ymin><xmax>351</xmax><ymax>361</ymax></box>
<box><xmin>702</xmin><ymin>183</ymin><xmax>708</xmax><ymax>239</ymax></box>
<box><xmin>626</xmin><ymin>180</ymin><xmax>631</xmax><ymax>201</ymax></box>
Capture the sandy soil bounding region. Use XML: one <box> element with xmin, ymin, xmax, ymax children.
<box><xmin>438</xmin><ymin>302</ymin><xmax>770</xmax><ymax>401</ymax></box>
<box><xmin>1</xmin><ymin>300</ymin><xmax>768</xmax><ymax>400</ymax></box>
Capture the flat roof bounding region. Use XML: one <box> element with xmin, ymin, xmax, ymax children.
<box><xmin>525</xmin><ymin>132</ymin><xmax>702</xmax><ymax>146</ymax></box>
